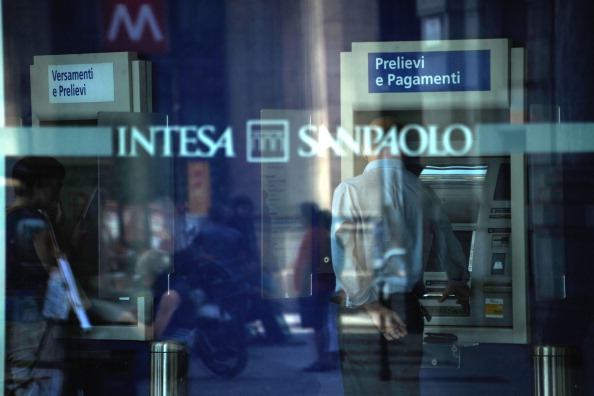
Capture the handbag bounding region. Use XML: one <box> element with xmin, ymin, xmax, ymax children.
<box><xmin>42</xmin><ymin>268</ymin><xmax>70</xmax><ymax>320</ymax></box>
<box><xmin>42</xmin><ymin>212</ymin><xmax>92</xmax><ymax>330</ymax></box>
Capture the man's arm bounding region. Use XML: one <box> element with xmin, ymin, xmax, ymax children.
<box><xmin>332</xmin><ymin>184</ymin><xmax>409</xmax><ymax>340</ymax></box>
<box><xmin>437</xmin><ymin>226</ymin><xmax>471</xmax><ymax>306</ymax></box>
<box><xmin>331</xmin><ymin>184</ymin><xmax>378</xmax><ymax>308</ymax></box>
<box><xmin>33</xmin><ymin>228</ymin><xmax>58</xmax><ymax>272</ymax></box>
<box><xmin>426</xmin><ymin>187</ymin><xmax>471</xmax><ymax>305</ymax></box>
<box><xmin>362</xmin><ymin>301</ymin><xmax>408</xmax><ymax>340</ymax></box>
<box><xmin>438</xmin><ymin>284</ymin><xmax>471</xmax><ymax>310</ymax></box>
<box><xmin>153</xmin><ymin>290</ymin><xmax>181</xmax><ymax>338</ymax></box>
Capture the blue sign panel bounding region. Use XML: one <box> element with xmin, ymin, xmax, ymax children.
<box><xmin>368</xmin><ymin>50</ymin><xmax>491</xmax><ymax>93</ymax></box>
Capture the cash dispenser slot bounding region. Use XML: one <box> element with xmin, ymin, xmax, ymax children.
<box><xmin>483</xmin><ymin>284</ymin><xmax>512</xmax><ymax>293</ymax></box>
<box><xmin>421</xmin><ymin>280</ymin><xmax>471</xmax><ymax>318</ymax></box>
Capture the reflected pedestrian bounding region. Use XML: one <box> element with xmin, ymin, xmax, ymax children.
<box><xmin>293</xmin><ymin>203</ymin><xmax>338</xmax><ymax>372</ymax></box>
<box><xmin>5</xmin><ymin>156</ymin><xmax>67</xmax><ymax>396</ymax></box>
<box><xmin>229</xmin><ymin>196</ymin><xmax>293</xmax><ymax>345</ymax></box>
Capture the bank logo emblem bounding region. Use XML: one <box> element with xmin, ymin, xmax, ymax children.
<box><xmin>247</xmin><ymin>120</ymin><xmax>290</xmax><ymax>163</ymax></box>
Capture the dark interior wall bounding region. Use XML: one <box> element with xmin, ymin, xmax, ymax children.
<box><xmin>554</xmin><ymin>0</ymin><xmax>594</xmax><ymax>122</ymax></box>
<box><xmin>549</xmin><ymin>0</ymin><xmax>594</xmax><ymax>303</ymax></box>
<box><xmin>3</xmin><ymin>0</ymin><xmax>54</xmax><ymax>124</ymax></box>
<box><xmin>378</xmin><ymin>0</ymin><xmax>421</xmax><ymax>41</ymax></box>
<box><xmin>9</xmin><ymin>1</ymin><xmax>594</xmax><ymax>127</ymax></box>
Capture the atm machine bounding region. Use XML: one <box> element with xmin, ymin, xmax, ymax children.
<box><xmin>18</xmin><ymin>52</ymin><xmax>174</xmax><ymax>393</ymax></box>
<box><xmin>340</xmin><ymin>39</ymin><xmax>529</xmax><ymax>348</ymax></box>
<box><xmin>27</xmin><ymin>52</ymin><xmax>166</xmax><ymax>342</ymax></box>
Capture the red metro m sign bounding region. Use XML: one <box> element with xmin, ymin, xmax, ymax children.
<box><xmin>103</xmin><ymin>0</ymin><xmax>168</xmax><ymax>53</ymax></box>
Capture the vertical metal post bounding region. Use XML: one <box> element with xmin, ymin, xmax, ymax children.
<box><xmin>150</xmin><ymin>341</ymin><xmax>187</xmax><ymax>396</ymax></box>
<box><xmin>534</xmin><ymin>345</ymin><xmax>578</xmax><ymax>396</ymax></box>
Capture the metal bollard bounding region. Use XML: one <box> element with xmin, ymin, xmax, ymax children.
<box><xmin>150</xmin><ymin>341</ymin><xmax>188</xmax><ymax>396</ymax></box>
<box><xmin>533</xmin><ymin>345</ymin><xmax>578</xmax><ymax>396</ymax></box>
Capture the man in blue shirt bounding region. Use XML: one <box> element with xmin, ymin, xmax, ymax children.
<box><xmin>331</xmin><ymin>117</ymin><xmax>470</xmax><ymax>396</ymax></box>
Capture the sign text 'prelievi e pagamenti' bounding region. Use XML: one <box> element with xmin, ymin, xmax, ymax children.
<box><xmin>368</xmin><ymin>50</ymin><xmax>491</xmax><ymax>93</ymax></box>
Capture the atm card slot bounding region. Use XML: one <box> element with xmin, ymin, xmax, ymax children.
<box><xmin>488</xmin><ymin>228</ymin><xmax>511</xmax><ymax>233</ymax></box>
<box><xmin>422</xmin><ymin>285</ymin><xmax>458</xmax><ymax>299</ymax></box>
<box><xmin>483</xmin><ymin>284</ymin><xmax>512</xmax><ymax>293</ymax></box>
<box><xmin>489</xmin><ymin>214</ymin><xmax>511</xmax><ymax>219</ymax></box>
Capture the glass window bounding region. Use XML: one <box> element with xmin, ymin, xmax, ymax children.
<box><xmin>2</xmin><ymin>2</ymin><xmax>593</xmax><ymax>395</ymax></box>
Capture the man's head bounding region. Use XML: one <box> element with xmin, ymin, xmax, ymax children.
<box><xmin>363</xmin><ymin>117</ymin><xmax>425</xmax><ymax>173</ymax></box>
<box><xmin>207</xmin><ymin>203</ymin><xmax>232</xmax><ymax>225</ymax></box>
<box><xmin>11</xmin><ymin>156</ymin><xmax>65</xmax><ymax>208</ymax></box>
<box><xmin>300</xmin><ymin>202</ymin><xmax>321</xmax><ymax>227</ymax></box>
<box><xmin>363</xmin><ymin>117</ymin><xmax>402</xmax><ymax>163</ymax></box>
<box><xmin>231</xmin><ymin>195</ymin><xmax>254</xmax><ymax>220</ymax></box>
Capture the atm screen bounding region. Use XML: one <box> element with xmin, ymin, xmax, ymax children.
<box><xmin>493</xmin><ymin>163</ymin><xmax>511</xmax><ymax>201</ymax></box>
<box><xmin>419</xmin><ymin>165</ymin><xmax>486</xmax><ymax>224</ymax></box>
<box><xmin>425</xmin><ymin>230</ymin><xmax>474</xmax><ymax>273</ymax></box>
<box><xmin>454</xmin><ymin>230</ymin><xmax>474</xmax><ymax>272</ymax></box>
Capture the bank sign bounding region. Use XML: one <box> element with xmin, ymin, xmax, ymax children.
<box><xmin>368</xmin><ymin>50</ymin><xmax>491</xmax><ymax>93</ymax></box>
<box><xmin>115</xmin><ymin>121</ymin><xmax>475</xmax><ymax>162</ymax></box>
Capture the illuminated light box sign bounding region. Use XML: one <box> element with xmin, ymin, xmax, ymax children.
<box><xmin>368</xmin><ymin>50</ymin><xmax>490</xmax><ymax>93</ymax></box>
<box><xmin>5</xmin><ymin>124</ymin><xmax>594</xmax><ymax>159</ymax></box>
<box><xmin>48</xmin><ymin>63</ymin><xmax>115</xmax><ymax>103</ymax></box>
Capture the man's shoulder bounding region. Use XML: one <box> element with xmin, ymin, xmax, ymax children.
<box><xmin>336</xmin><ymin>173</ymin><xmax>369</xmax><ymax>191</ymax></box>
<box><xmin>417</xmin><ymin>181</ymin><xmax>440</xmax><ymax>200</ymax></box>
<box><xmin>6</xmin><ymin>207</ymin><xmax>46</xmax><ymax>232</ymax></box>
<box><xmin>7</xmin><ymin>207</ymin><xmax>44</xmax><ymax>219</ymax></box>
<box><xmin>203</xmin><ymin>225</ymin><xmax>242</xmax><ymax>239</ymax></box>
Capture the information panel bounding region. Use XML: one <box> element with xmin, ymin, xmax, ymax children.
<box><xmin>48</xmin><ymin>63</ymin><xmax>115</xmax><ymax>103</ymax></box>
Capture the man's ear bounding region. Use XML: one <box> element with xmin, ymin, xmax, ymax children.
<box><xmin>33</xmin><ymin>179</ymin><xmax>49</xmax><ymax>191</ymax></box>
<box><xmin>31</xmin><ymin>181</ymin><xmax>42</xmax><ymax>197</ymax></box>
